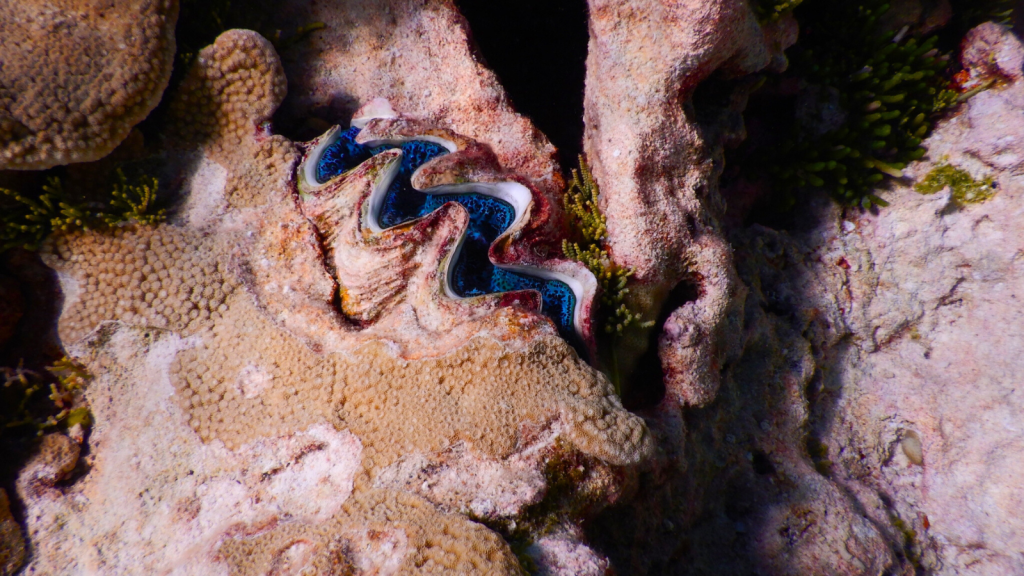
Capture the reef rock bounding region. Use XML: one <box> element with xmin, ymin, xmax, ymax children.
<box><xmin>0</xmin><ymin>488</ymin><xmax>25</xmax><ymax>576</ymax></box>
<box><xmin>19</xmin><ymin>22</ymin><xmax>650</xmax><ymax>575</ymax></box>
<box><xmin>587</xmin><ymin>21</ymin><xmax>1024</xmax><ymax>576</ymax></box>
<box><xmin>802</xmin><ymin>24</ymin><xmax>1024</xmax><ymax>575</ymax></box>
<box><xmin>583</xmin><ymin>0</ymin><xmax>797</xmax><ymax>403</ymax></box>
<box><xmin>274</xmin><ymin>0</ymin><xmax>565</xmax><ymax>202</ymax></box>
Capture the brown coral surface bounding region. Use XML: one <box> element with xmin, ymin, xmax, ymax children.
<box><xmin>0</xmin><ymin>0</ymin><xmax>179</xmax><ymax>170</ymax></box>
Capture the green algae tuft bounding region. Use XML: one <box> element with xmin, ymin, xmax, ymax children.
<box><xmin>753</xmin><ymin>0</ymin><xmax>804</xmax><ymax>23</ymax></box>
<box><xmin>1</xmin><ymin>170</ymin><xmax>166</xmax><ymax>253</ymax></box>
<box><xmin>915</xmin><ymin>162</ymin><xmax>996</xmax><ymax>205</ymax></box>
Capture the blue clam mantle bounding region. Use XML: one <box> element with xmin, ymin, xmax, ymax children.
<box><xmin>308</xmin><ymin>126</ymin><xmax>583</xmax><ymax>348</ymax></box>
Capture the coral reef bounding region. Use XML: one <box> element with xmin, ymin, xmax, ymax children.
<box><xmin>20</xmin><ymin>21</ymin><xmax>651</xmax><ymax>574</ymax></box>
<box><xmin>218</xmin><ymin>488</ymin><xmax>526</xmax><ymax>574</ymax></box>
<box><xmin>6</xmin><ymin>1</ymin><xmax>1022</xmax><ymax>574</ymax></box>
<box><xmin>583</xmin><ymin>0</ymin><xmax>796</xmax><ymax>404</ymax></box>
<box><xmin>0</xmin><ymin>0</ymin><xmax>179</xmax><ymax>170</ymax></box>
<box><xmin>587</xmin><ymin>19</ymin><xmax>1024</xmax><ymax>576</ymax></box>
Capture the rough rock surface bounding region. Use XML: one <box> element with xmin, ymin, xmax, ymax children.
<box><xmin>0</xmin><ymin>488</ymin><xmax>25</xmax><ymax>576</ymax></box>
<box><xmin>587</xmin><ymin>21</ymin><xmax>1024</xmax><ymax>576</ymax></box>
<box><xmin>0</xmin><ymin>0</ymin><xmax>179</xmax><ymax>170</ymax></box>
<box><xmin>583</xmin><ymin>0</ymin><xmax>798</xmax><ymax>400</ymax></box>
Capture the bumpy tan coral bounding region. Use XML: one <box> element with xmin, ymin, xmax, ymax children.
<box><xmin>219</xmin><ymin>489</ymin><xmax>524</xmax><ymax>575</ymax></box>
<box><xmin>168</xmin><ymin>28</ymin><xmax>297</xmax><ymax>208</ymax></box>
<box><xmin>162</xmin><ymin>268</ymin><xmax>648</xmax><ymax>467</ymax></box>
<box><xmin>0</xmin><ymin>0</ymin><xmax>179</xmax><ymax>170</ymax></box>
<box><xmin>46</xmin><ymin>220</ymin><xmax>649</xmax><ymax>467</ymax></box>
<box><xmin>44</xmin><ymin>225</ymin><xmax>236</xmax><ymax>344</ymax></box>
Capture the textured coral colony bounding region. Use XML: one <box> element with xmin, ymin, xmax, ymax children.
<box><xmin>2</xmin><ymin>0</ymin><xmax>1023</xmax><ymax>574</ymax></box>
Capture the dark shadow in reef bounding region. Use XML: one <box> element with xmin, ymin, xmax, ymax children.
<box><xmin>621</xmin><ymin>278</ymin><xmax>700</xmax><ymax>412</ymax></box>
<box><xmin>585</xmin><ymin>217</ymin><xmax>905</xmax><ymax>574</ymax></box>
<box><xmin>456</xmin><ymin>0</ymin><xmax>589</xmax><ymax>170</ymax></box>
<box><xmin>0</xmin><ymin>249</ymin><xmax>69</xmax><ymax>563</ymax></box>
<box><xmin>586</xmin><ymin>61</ymin><xmax>910</xmax><ymax>574</ymax></box>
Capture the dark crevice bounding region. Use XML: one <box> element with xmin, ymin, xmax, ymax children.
<box><xmin>456</xmin><ymin>0</ymin><xmax>589</xmax><ymax>170</ymax></box>
<box><xmin>750</xmin><ymin>450</ymin><xmax>776</xmax><ymax>475</ymax></box>
<box><xmin>621</xmin><ymin>279</ymin><xmax>701</xmax><ymax>411</ymax></box>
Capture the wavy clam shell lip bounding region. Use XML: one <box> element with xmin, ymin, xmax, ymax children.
<box><xmin>296</xmin><ymin>103</ymin><xmax>598</xmax><ymax>352</ymax></box>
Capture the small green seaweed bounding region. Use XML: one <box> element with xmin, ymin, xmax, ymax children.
<box><xmin>763</xmin><ymin>0</ymin><xmax>959</xmax><ymax>209</ymax></box>
<box><xmin>1</xmin><ymin>177</ymin><xmax>91</xmax><ymax>251</ymax></box>
<box><xmin>1</xmin><ymin>357</ymin><xmax>92</xmax><ymax>436</ymax></box>
<box><xmin>806</xmin><ymin>436</ymin><xmax>833</xmax><ymax>476</ymax></box>
<box><xmin>106</xmin><ymin>169</ymin><xmax>166</xmax><ymax>226</ymax></box>
<box><xmin>754</xmin><ymin>0</ymin><xmax>804</xmax><ymax>22</ymax></box>
<box><xmin>562</xmin><ymin>157</ymin><xmax>652</xmax><ymax>337</ymax></box>
<box><xmin>1</xmin><ymin>170</ymin><xmax>165</xmax><ymax>253</ymax></box>
<box><xmin>890</xmin><ymin>512</ymin><xmax>923</xmax><ymax>566</ymax></box>
<box><xmin>915</xmin><ymin>162</ymin><xmax>995</xmax><ymax>205</ymax></box>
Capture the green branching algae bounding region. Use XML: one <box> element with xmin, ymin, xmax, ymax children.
<box><xmin>753</xmin><ymin>0</ymin><xmax>804</xmax><ymax>22</ymax></box>
<box><xmin>1</xmin><ymin>357</ymin><xmax>92</xmax><ymax>437</ymax></box>
<box><xmin>764</xmin><ymin>0</ymin><xmax>959</xmax><ymax>209</ymax></box>
<box><xmin>806</xmin><ymin>435</ymin><xmax>833</xmax><ymax>476</ymax></box>
<box><xmin>1</xmin><ymin>177</ymin><xmax>73</xmax><ymax>252</ymax></box>
<box><xmin>1</xmin><ymin>170</ymin><xmax>166</xmax><ymax>253</ymax></box>
<box><xmin>562</xmin><ymin>157</ymin><xmax>651</xmax><ymax>337</ymax></box>
<box><xmin>562</xmin><ymin>157</ymin><xmax>654</xmax><ymax>390</ymax></box>
<box><xmin>107</xmin><ymin>170</ymin><xmax>165</xmax><ymax>226</ymax></box>
<box><xmin>915</xmin><ymin>162</ymin><xmax>996</xmax><ymax>205</ymax></box>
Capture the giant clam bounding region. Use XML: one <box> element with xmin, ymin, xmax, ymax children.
<box><xmin>296</xmin><ymin>99</ymin><xmax>598</xmax><ymax>355</ymax></box>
